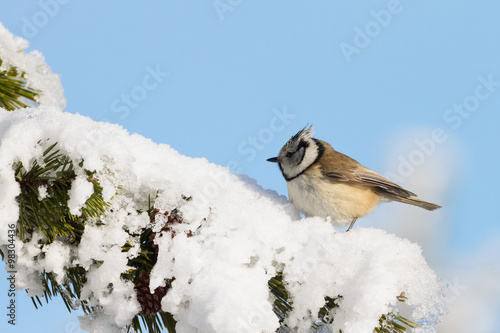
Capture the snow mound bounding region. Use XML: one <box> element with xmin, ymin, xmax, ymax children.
<box><xmin>0</xmin><ymin>107</ymin><xmax>446</xmax><ymax>332</ymax></box>
<box><xmin>0</xmin><ymin>21</ymin><xmax>66</xmax><ymax>109</ymax></box>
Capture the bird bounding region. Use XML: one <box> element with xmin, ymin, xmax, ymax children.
<box><xmin>267</xmin><ymin>125</ymin><xmax>441</xmax><ymax>231</ymax></box>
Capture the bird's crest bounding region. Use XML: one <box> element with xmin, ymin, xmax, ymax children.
<box><xmin>290</xmin><ymin>125</ymin><xmax>315</xmax><ymax>144</ymax></box>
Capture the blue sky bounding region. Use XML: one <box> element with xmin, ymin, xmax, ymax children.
<box><xmin>1</xmin><ymin>1</ymin><xmax>500</xmax><ymax>332</ymax></box>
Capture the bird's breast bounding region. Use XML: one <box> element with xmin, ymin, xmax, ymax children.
<box><xmin>286</xmin><ymin>170</ymin><xmax>379</xmax><ymax>227</ymax></box>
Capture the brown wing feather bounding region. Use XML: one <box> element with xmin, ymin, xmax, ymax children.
<box><xmin>317</xmin><ymin>141</ymin><xmax>416</xmax><ymax>198</ymax></box>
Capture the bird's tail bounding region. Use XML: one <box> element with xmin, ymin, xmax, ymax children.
<box><xmin>378</xmin><ymin>191</ymin><xmax>441</xmax><ymax>211</ymax></box>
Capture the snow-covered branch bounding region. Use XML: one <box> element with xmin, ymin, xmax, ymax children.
<box><xmin>0</xmin><ymin>21</ymin><xmax>446</xmax><ymax>333</ymax></box>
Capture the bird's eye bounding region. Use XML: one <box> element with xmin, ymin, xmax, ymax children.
<box><xmin>286</xmin><ymin>152</ymin><xmax>294</xmax><ymax>158</ymax></box>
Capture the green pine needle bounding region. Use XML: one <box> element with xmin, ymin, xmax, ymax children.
<box><xmin>0</xmin><ymin>58</ymin><xmax>40</xmax><ymax>110</ymax></box>
<box><xmin>15</xmin><ymin>139</ymin><xmax>108</xmax><ymax>243</ymax></box>
<box><xmin>130</xmin><ymin>312</ymin><xmax>176</xmax><ymax>333</ymax></box>
<box><xmin>7</xmin><ymin>139</ymin><xmax>421</xmax><ymax>333</ymax></box>
<box><xmin>268</xmin><ymin>273</ymin><xmax>419</xmax><ymax>333</ymax></box>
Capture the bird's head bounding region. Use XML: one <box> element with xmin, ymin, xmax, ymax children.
<box><xmin>267</xmin><ymin>125</ymin><xmax>322</xmax><ymax>181</ymax></box>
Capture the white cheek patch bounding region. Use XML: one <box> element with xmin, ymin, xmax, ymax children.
<box><xmin>281</xmin><ymin>143</ymin><xmax>319</xmax><ymax>180</ymax></box>
<box><xmin>300</xmin><ymin>145</ymin><xmax>318</xmax><ymax>171</ymax></box>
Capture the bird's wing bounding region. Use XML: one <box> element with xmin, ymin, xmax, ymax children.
<box><xmin>320</xmin><ymin>149</ymin><xmax>416</xmax><ymax>197</ymax></box>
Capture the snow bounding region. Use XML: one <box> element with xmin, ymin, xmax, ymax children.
<box><xmin>38</xmin><ymin>184</ymin><xmax>49</xmax><ymax>200</ymax></box>
<box><xmin>0</xmin><ymin>22</ymin><xmax>446</xmax><ymax>333</ymax></box>
<box><xmin>67</xmin><ymin>175</ymin><xmax>95</xmax><ymax>216</ymax></box>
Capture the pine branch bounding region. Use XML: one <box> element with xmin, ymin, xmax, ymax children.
<box><xmin>6</xmin><ymin>140</ymin><xmax>422</xmax><ymax>333</ymax></box>
<box><xmin>268</xmin><ymin>274</ymin><xmax>419</xmax><ymax>332</ymax></box>
<box><xmin>268</xmin><ymin>273</ymin><xmax>292</xmax><ymax>325</ymax></box>
<box><xmin>129</xmin><ymin>312</ymin><xmax>176</xmax><ymax>333</ymax></box>
<box><xmin>11</xmin><ymin>153</ymin><xmax>180</xmax><ymax>333</ymax></box>
<box><xmin>30</xmin><ymin>268</ymin><xmax>93</xmax><ymax>314</ymax></box>
<box><xmin>9</xmin><ymin>140</ymin><xmax>107</xmax><ymax>317</ymax></box>
<box><xmin>0</xmin><ymin>57</ymin><xmax>40</xmax><ymax>110</ymax></box>
<box><xmin>125</xmin><ymin>200</ymin><xmax>182</xmax><ymax>333</ymax></box>
<box><xmin>15</xmin><ymin>139</ymin><xmax>107</xmax><ymax>243</ymax></box>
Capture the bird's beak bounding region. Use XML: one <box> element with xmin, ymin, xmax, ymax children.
<box><xmin>267</xmin><ymin>157</ymin><xmax>279</xmax><ymax>163</ymax></box>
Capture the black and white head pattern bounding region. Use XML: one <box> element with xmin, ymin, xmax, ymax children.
<box><xmin>276</xmin><ymin>125</ymin><xmax>323</xmax><ymax>181</ymax></box>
